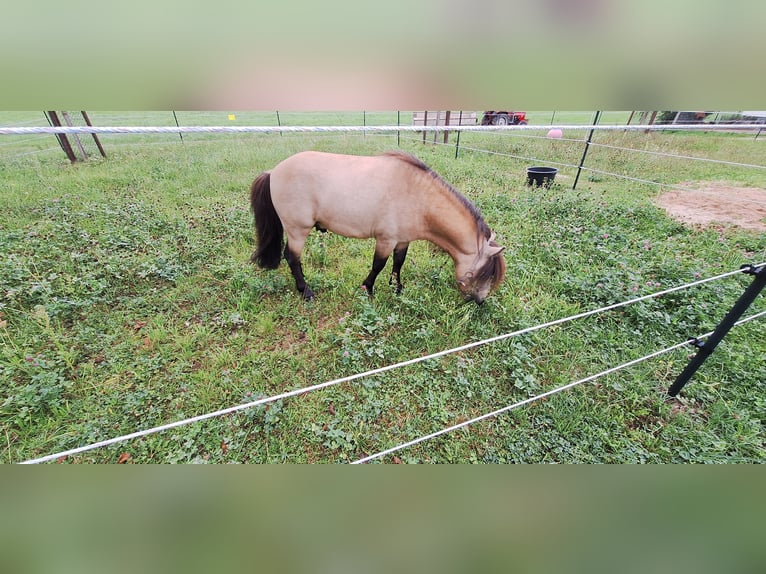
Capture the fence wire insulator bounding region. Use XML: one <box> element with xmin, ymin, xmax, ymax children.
<box><xmin>688</xmin><ymin>337</ymin><xmax>706</xmax><ymax>350</ymax></box>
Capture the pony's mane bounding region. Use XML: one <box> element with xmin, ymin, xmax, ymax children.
<box><xmin>383</xmin><ymin>151</ymin><xmax>505</xmax><ymax>292</ymax></box>
<box><xmin>475</xmin><ymin>246</ymin><xmax>507</xmax><ymax>292</ymax></box>
<box><xmin>382</xmin><ymin>151</ymin><xmax>491</xmax><ymax>240</ymax></box>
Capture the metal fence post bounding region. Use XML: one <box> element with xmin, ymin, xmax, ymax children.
<box><xmin>172</xmin><ymin>111</ymin><xmax>183</xmax><ymax>143</ymax></box>
<box><xmin>573</xmin><ymin>110</ymin><xmax>601</xmax><ymax>190</ymax></box>
<box><xmin>45</xmin><ymin>111</ymin><xmax>77</xmax><ymax>163</ymax></box>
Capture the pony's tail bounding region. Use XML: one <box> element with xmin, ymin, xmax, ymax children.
<box><xmin>250</xmin><ymin>172</ymin><xmax>284</xmax><ymax>269</ymax></box>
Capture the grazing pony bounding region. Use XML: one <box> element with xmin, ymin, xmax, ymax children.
<box><xmin>250</xmin><ymin>151</ymin><xmax>506</xmax><ymax>303</ymax></box>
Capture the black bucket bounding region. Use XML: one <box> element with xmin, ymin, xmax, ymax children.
<box><xmin>526</xmin><ymin>166</ymin><xmax>558</xmax><ymax>188</ymax></box>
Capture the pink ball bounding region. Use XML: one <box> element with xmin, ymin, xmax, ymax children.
<box><xmin>547</xmin><ymin>128</ymin><xmax>563</xmax><ymax>139</ymax></box>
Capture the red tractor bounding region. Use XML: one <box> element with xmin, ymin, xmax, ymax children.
<box><xmin>481</xmin><ymin>111</ymin><xmax>528</xmax><ymax>126</ymax></box>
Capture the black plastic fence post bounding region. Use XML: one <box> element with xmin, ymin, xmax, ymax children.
<box><xmin>455</xmin><ymin>130</ymin><xmax>461</xmax><ymax>159</ymax></box>
<box><xmin>667</xmin><ymin>264</ymin><xmax>766</xmax><ymax>397</ymax></box>
<box><xmin>573</xmin><ymin>110</ymin><xmax>601</xmax><ymax>190</ymax></box>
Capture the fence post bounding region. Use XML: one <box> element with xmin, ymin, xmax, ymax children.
<box><xmin>433</xmin><ymin>111</ymin><xmax>441</xmax><ymax>144</ymax></box>
<box><xmin>45</xmin><ymin>111</ymin><xmax>78</xmax><ymax>163</ymax></box>
<box><xmin>61</xmin><ymin>111</ymin><xmax>88</xmax><ymax>161</ymax></box>
<box><xmin>81</xmin><ymin>112</ymin><xmax>107</xmax><ymax>158</ymax></box>
<box><xmin>667</xmin><ymin>264</ymin><xmax>766</xmax><ymax>397</ymax></box>
<box><xmin>172</xmin><ymin>111</ymin><xmax>183</xmax><ymax>143</ymax></box>
<box><xmin>572</xmin><ymin>110</ymin><xmax>601</xmax><ymax>190</ymax></box>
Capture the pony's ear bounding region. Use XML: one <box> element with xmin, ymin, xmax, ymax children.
<box><xmin>485</xmin><ymin>243</ymin><xmax>505</xmax><ymax>257</ymax></box>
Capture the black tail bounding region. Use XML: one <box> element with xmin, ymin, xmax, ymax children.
<box><xmin>250</xmin><ymin>172</ymin><xmax>284</xmax><ymax>269</ymax></box>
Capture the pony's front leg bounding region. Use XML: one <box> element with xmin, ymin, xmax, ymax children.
<box><xmin>362</xmin><ymin>244</ymin><xmax>394</xmax><ymax>296</ymax></box>
<box><xmin>389</xmin><ymin>243</ymin><xmax>409</xmax><ymax>294</ymax></box>
<box><xmin>284</xmin><ymin>243</ymin><xmax>314</xmax><ymax>300</ymax></box>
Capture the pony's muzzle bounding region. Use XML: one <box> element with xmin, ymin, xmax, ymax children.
<box><xmin>462</xmin><ymin>293</ymin><xmax>485</xmax><ymax>305</ymax></box>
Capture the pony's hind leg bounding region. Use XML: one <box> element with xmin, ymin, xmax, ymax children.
<box><xmin>389</xmin><ymin>243</ymin><xmax>409</xmax><ymax>294</ymax></box>
<box><xmin>283</xmin><ymin>231</ymin><xmax>314</xmax><ymax>300</ymax></box>
<box><xmin>284</xmin><ymin>243</ymin><xmax>314</xmax><ymax>300</ymax></box>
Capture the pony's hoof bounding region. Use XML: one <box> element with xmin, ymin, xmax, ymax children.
<box><xmin>361</xmin><ymin>284</ymin><xmax>374</xmax><ymax>297</ymax></box>
<box><xmin>301</xmin><ymin>287</ymin><xmax>315</xmax><ymax>300</ymax></box>
<box><xmin>389</xmin><ymin>274</ymin><xmax>403</xmax><ymax>294</ymax></box>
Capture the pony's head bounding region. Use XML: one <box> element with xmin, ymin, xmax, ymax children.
<box><xmin>456</xmin><ymin>232</ymin><xmax>506</xmax><ymax>304</ymax></box>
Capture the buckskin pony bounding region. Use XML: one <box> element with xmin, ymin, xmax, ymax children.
<box><xmin>250</xmin><ymin>151</ymin><xmax>506</xmax><ymax>303</ymax></box>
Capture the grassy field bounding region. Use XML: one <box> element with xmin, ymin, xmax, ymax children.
<box><xmin>1</xmin><ymin>112</ymin><xmax>765</xmax><ymax>463</ymax></box>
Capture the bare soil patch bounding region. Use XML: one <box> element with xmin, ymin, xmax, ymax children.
<box><xmin>655</xmin><ymin>182</ymin><xmax>766</xmax><ymax>232</ymax></box>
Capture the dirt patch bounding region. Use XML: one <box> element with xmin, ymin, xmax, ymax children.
<box><xmin>655</xmin><ymin>182</ymin><xmax>766</xmax><ymax>232</ymax></box>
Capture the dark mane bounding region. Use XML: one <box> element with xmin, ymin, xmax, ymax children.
<box><xmin>475</xmin><ymin>246</ymin><xmax>507</xmax><ymax>292</ymax></box>
<box><xmin>382</xmin><ymin>151</ymin><xmax>491</xmax><ymax>240</ymax></box>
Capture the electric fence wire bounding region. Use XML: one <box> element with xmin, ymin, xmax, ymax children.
<box><xmin>587</xmin><ymin>141</ymin><xmax>766</xmax><ymax>171</ymax></box>
<box><xmin>5</xmin><ymin>123</ymin><xmax>763</xmax><ymax>185</ymax></box>
<box><xmin>4</xmin><ymin>124</ymin><xmax>766</xmax><ymax>136</ymax></box>
<box><xmin>430</xmin><ymin>138</ymin><xmax>762</xmax><ymax>191</ymax></box>
<box><xmin>351</xmin><ymin>308</ymin><xmax>766</xmax><ymax>464</ymax></box>
<box><xmin>19</xmin><ymin>264</ymin><xmax>763</xmax><ymax>464</ymax></box>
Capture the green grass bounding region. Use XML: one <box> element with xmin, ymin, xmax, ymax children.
<box><xmin>1</xmin><ymin>112</ymin><xmax>765</xmax><ymax>463</ymax></box>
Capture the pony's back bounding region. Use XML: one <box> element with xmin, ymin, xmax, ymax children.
<box><xmin>268</xmin><ymin>151</ymin><xmax>430</xmax><ymax>241</ymax></box>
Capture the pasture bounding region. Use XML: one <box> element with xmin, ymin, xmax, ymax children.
<box><xmin>1</xmin><ymin>112</ymin><xmax>765</xmax><ymax>463</ymax></box>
